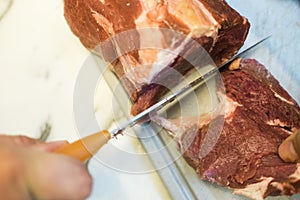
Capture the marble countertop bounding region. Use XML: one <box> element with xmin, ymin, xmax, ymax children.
<box><xmin>0</xmin><ymin>0</ymin><xmax>169</xmax><ymax>199</ymax></box>
<box><xmin>0</xmin><ymin>0</ymin><xmax>299</xmax><ymax>200</ymax></box>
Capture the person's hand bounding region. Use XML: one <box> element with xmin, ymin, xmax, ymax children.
<box><xmin>279</xmin><ymin>129</ymin><xmax>300</xmax><ymax>163</ymax></box>
<box><xmin>0</xmin><ymin>134</ymin><xmax>92</xmax><ymax>200</ymax></box>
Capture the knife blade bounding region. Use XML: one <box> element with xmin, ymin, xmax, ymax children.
<box><xmin>56</xmin><ymin>35</ymin><xmax>270</xmax><ymax>162</ymax></box>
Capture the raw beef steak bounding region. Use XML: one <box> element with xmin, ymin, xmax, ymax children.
<box><xmin>64</xmin><ymin>0</ymin><xmax>250</xmax><ymax>115</ymax></box>
<box><xmin>157</xmin><ymin>59</ymin><xmax>300</xmax><ymax>199</ymax></box>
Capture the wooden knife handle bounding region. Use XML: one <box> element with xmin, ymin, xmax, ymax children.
<box><xmin>55</xmin><ymin>130</ymin><xmax>111</xmax><ymax>162</ymax></box>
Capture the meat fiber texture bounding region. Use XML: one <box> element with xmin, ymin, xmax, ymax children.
<box><xmin>64</xmin><ymin>0</ymin><xmax>250</xmax><ymax>115</ymax></box>
<box><xmin>156</xmin><ymin>58</ymin><xmax>300</xmax><ymax>199</ymax></box>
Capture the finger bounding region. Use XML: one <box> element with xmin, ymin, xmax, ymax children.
<box><xmin>0</xmin><ymin>135</ymin><xmax>42</xmax><ymax>147</ymax></box>
<box><xmin>292</xmin><ymin>129</ymin><xmax>300</xmax><ymax>157</ymax></box>
<box><xmin>279</xmin><ymin>129</ymin><xmax>300</xmax><ymax>162</ymax></box>
<box><xmin>0</xmin><ymin>145</ymin><xmax>32</xmax><ymax>200</ymax></box>
<box><xmin>25</xmin><ymin>153</ymin><xmax>92</xmax><ymax>200</ymax></box>
<box><xmin>0</xmin><ymin>135</ymin><xmax>69</xmax><ymax>153</ymax></box>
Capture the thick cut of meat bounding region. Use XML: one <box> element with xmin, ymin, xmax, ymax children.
<box><xmin>64</xmin><ymin>0</ymin><xmax>250</xmax><ymax>115</ymax></box>
<box><xmin>155</xmin><ymin>59</ymin><xmax>300</xmax><ymax>199</ymax></box>
<box><xmin>177</xmin><ymin>59</ymin><xmax>300</xmax><ymax>199</ymax></box>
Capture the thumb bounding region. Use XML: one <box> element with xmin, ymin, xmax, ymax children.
<box><xmin>32</xmin><ymin>140</ymin><xmax>69</xmax><ymax>153</ymax></box>
<box><xmin>279</xmin><ymin>129</ymin><xmax>300</xmax><ymax>162</ymax></box>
